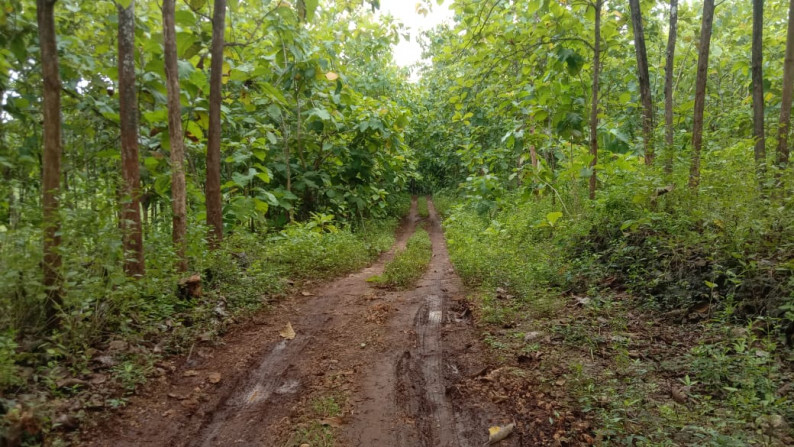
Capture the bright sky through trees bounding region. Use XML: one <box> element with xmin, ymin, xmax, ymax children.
<box><xmin>379</xmin><ymin>0</ymin><xmax>453</xmax><ymax>69</ymax></box>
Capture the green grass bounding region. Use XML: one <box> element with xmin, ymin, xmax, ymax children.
<box><xmin>417</xmin><ymin>196</ymin><xmax>429</xmax><ymax>218</ymax></box>
<box><xmin>286</xmin><ymin>395</ymin><xmax>343</xmax><ymax>447</ymax></box>
<box><xmin>368</xmin><ymin>228</ymin><xmax>432</xmax><ymax>289</ymax></box>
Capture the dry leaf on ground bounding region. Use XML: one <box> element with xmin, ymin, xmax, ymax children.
<box><xmin>488</xmin><ymin>423</ymin><xmax>515</xmax><ymax>444</ymax></box>
<box><xmin>280</xmin><ymin>322</ymin><xmax>296</xmax><ymax>340</ymax></box>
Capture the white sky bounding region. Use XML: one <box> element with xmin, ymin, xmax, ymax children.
<box><xmin>378</xmin><ymin>0</ymin><xmax>454</xmax><ymax>68</ymax></box>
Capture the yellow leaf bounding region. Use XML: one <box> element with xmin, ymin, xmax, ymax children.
<box><xmin>279</xmin><ymin>322</ymin><xmax>296</xmax><ymax>340</ymax></box>
<box><xmin>325</xmin><ymin>71</ymin><xmax>339</xmax><ymax>81</ymax></box>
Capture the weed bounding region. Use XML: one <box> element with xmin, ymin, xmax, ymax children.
<box><xmin>417</xmin><ymin>196</ymin><xmax>429</xmax><ymax>218</ymax></box>
<box><xmin>368</xmin><ymin>228</ymin><xmax>432</xmax><ymax>289</ymax></box>
<box><xmin>311</xmin><ymin>396</ymin><xmax>341</xmax><ymax>418</ymax></box>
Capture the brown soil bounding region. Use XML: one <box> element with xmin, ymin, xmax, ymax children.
<box><xmin>80</xmin><ymin>198</ymin><xmax>535</xmax><ymax>447</ymax></box>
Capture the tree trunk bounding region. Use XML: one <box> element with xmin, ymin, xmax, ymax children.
<box><xmin>589</xmin><ymin>0</ymin><xmax>602</xmax><ymax>200</ymax></box>
<box><xmin>664</xmin><ymin>0</ymin><xmax>678</xmax><ymax>175</ymax></box>
<box><xmin>162</xmin><ymin>0</ymin><xmax>188</xmax><ymax>272</ymax></box>
<box><xmin>778</xmin><ymin>0</ymin><xmax>794</xmax><ymax>179</ymax></box>
<box><xmin>752</xmin><ymin>0</ymin><xmax>766</xmax><ymax>182</ymax></box>
<box><xmin>688</xmin><ymin>0</ymin><xmax>715</xmax><ymax>189</ymax></box>
<box><xmin>206</xmin><ymin>0</ymin><xmax>226</xmax><ymax>248</ymax></box>
<box><xmin>629</xmin><ymin>0</ymin><xmax>654</xmax><ymax>165</ymax></box>
<box><xmin>117</xmin><ymin>0</ymin><xmax>145</xmax><ymax>276</ymax></box>
<box><xmin>37</xmin><ymin>0</ymin><xmax>63</xmax><ymax>329</ymax></box>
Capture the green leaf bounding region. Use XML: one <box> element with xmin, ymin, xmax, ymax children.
<box><xmin>546</xmin><ymin>212</ymin><xmax>563</xmax><ymax>226</ymax></box>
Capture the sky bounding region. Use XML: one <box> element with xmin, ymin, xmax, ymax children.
<box><xmin>377</xmin><ymin>0</ymin><xmax>454</xmax><ymax>69</ymax></box>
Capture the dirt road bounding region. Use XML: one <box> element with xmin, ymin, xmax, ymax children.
<box><xmin>84</xmin><ymin>198</ymin><xmax>520</xmax><ymax>446</ymax></box>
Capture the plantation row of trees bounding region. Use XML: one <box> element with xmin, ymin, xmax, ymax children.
<box><xmin>1</xmin><ymin>0</ymin><xmax>413</xmax><ymax>330</ymax></box>
<box><xmin>414</xmin><ymin>0</ymin><xmax>794</xmax><ymax>196</ymax></box>
<box><xmin>412</xmin><ymin>0</ymin><xmax>794</xmax><ymax>318</ymax></box>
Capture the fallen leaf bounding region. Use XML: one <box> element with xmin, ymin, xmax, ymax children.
<box><xmin>208</xmin><ymin>372</ymin><xmax>222</xmax><ymax>384</ymax></box>
<box><xmin>183</xmin><ymin>370</ymin><xmax>199</xmax><ymax>377</ymax></box>
<box><xmin>55</xmin><ymin>377</ymin><xmax>88</xmax><ymax>389</ymax></box>
<box><xmin>301</xmin><ymin>290</ymin><xmax>314</xmax><ymax>296</ymax></box>
<box><xmin>280</xmin><ymin>322</ymin><xmax>296</xmax><ymax>340</ymax></box>
<box><xmin>107</xmin><ymin>340</ymin><xmax>128</xmax><ymax>352</ymax></box>
<box><xmin>671</xmin><ymin>386</ymin><xmax>688</xmax><ymax>404</ymax></box>
<box><xmin>523</xmin><ymin>331</ymin><xmax>543</xmax><ymax>342</ymax></box>
<box><xmin>575</xmin><ymin>296</ymin><xmax>591</xmax><ymax>306</ymax></box>
<box><xmin>89</xmin><ymin>374</ymin><xmax>108</xmax><ymax>385</ymax></box>
<box><xmin>488</xmin><ymin>423</ymin><xmax>515</xmax><ymax>444</ymax></box>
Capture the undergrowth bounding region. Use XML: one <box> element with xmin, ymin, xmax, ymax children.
<box><xmin>0</xmin><ymin>209</ymin><xmax>403</xmax><ymax>444</ymax></box>
<box><xmin>439</xmin><ymin>185</ymin><xmax>794</xmax><ymax>445</ymax></box>
<box><xmin>368</xmin><ymin>227</ymin><xmax>432</xmax><ymax>289</ymax></box>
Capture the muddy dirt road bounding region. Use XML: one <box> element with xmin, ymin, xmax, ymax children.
<box><xmin>85</xmin><ymin>198</ymin><xmax>521</xmax><ymax>446</ymax></box>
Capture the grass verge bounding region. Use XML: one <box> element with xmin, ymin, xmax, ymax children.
<box><xmin>441</xmin><ymin>194</ymin><xmax>794</xmax><ymax>445</ymax></box>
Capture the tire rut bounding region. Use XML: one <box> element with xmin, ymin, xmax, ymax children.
<box><xmin>84</xmin><ymin>197</ymin><xmax>508</xmax><ymax>447</ymax></box>
<box><xmin>343</xmin><ymin>199</ymin><xmax>472</xmax><ymax>447</ymax></box>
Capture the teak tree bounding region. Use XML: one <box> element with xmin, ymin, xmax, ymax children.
<box><xmin>117</xmin><ymin>0</ymin><xmax>145</xmax><ymax>276</ymax></box>
<box><xmin>206</xmin><ymin>0</ymin><xmax>227</xmax><ymax>248</ymax></box>
<box><xmin>629</xmin><ymin>0</ymin><xmax>654</xmax><ymax>165</ymax></box>
<box><xmin>589</xmin><ymin>0</ymin><xmax>603</xmax><ymax>200</ymax></box>
<box><xmin>664</xmin><ymin>0</ymin><xmax>678</xmax><ymax>175</ymax></box>
<box><xmin>162</xmin><ymin>0</ymin><xmax>188</xmax><ymax>272</ymax></box>
<box><xmin>752</xmin><ymin>0</ymin><xmax>766</xmax><ymax>181</ymax></box>
<box><xmin>37</xmin><ymin>0</ymin><xmax>63</xmax><ymax>328</ymax></box>
<box><xmin>778</xmin><ymin>0</ymin><xmax>794</xmax><ymax>181</ymax></box>
<box><xmin>689</xmin><ymin>0</ymin><xmax>716</xmax><ymax>189</ymax></box>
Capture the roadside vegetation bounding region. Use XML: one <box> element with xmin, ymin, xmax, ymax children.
<box><xmin>440</xmin><ymin>191</ymin><xmax>794</xmax><ymax>444</ymax></box>
<box><xmin>0</xmin><ymin>0</ymin><xmax>411</xmax><ymax>443</ymax></box>
<box><xmin>369</xmin><ymin>227</ymin><xmax>433</xmax><ymax>289</ymax></box>
<box><xmin>415</xmin><ymin>0</ymin><xmax>794</xmax><ymax>444</ymax></box>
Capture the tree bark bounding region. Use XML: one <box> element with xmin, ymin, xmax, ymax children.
<box><xmin>752</xmin><ymin>0</ymin><xmax>766</xmax><ymax>181</ymax></box>
<box><xmin>664</xmin><ymin>0</ymin><xmax>678</xmax><ymax>175</ymax></box>
<box><xmin>37</xmin><ymin>0</ymin><xmax>63</xmax><ymax>329</ymax></box>
<box><xmin>162</xmin><ymin>0</ymin><xmax>188</xmax><ymax>272</ymax></box>
<box><xmin>778</xmin><ymin>0</ymin><xmax>794</xmax><ymax>178</ymax></box>
<box><xmin>688</xmin><ymin>0</ymin><xmax>715</xmax><ymax>189</ymax></box>
<box><xmin>118</xmin><ymin>0</ymin><xmax>145</xmax><ymax>276</ymax></box>
<box><xmin>629</xmin><ymin>0</ymin><xmax>654</xmax><ymax>165</ymax></box>
<box><xmin>206</xmin><ymin>0</ymin><xmax>226</xmax><ymax>248</ymax></box>
<box><xmin>589</xmin><ymin>0</ymin><xmax>602</xmax><ymax>200</ymax></box>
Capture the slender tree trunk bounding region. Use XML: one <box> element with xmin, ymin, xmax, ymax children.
<box><xmin>162</xmin><ymin>0</ymin><xmax>188</xmax><ymax>272</ymax></box>
<box><xmin>778</xmin><ymin>0</ymin><xmax>794</xmax><ymax>181</ymax></box>
<box><xmin>206</xmin><ymin>0</ymin><xmax>226</xmax><ymax>248</ymax></box>
<box><xmin>629</xmin><ymin>0</ymin><xmax>654</xmax><ymax>165</ymax></box>
<box><xmin>589</xmin><ymin>0</ymin><xmax>602</xmax><ymax>200</ymax></box>
<box><xmin>688</xmin><ymin>0</ymin><xmax>715</xmax><ymax>189</ymax></box>
<box><xmin>529</xmin><ymin>123</ymin><xmax>538</xmax><ymax>169</ymax></box>
<box><xmin>752</xmin><ymin>0</ymin><xmax>766</xmax><ymax>183</ymax></box>
<box><xmin>664</xmin><ymin>0</ymin><xmax>678</xmax><ymax>175</ymax></box>
<box><xmin>37</xmin><ymin>0</ymin><xmax>63</xmax><ymax>329</ymax></box>
<box><xmin>117</xmin><ymin>0</ymin><xmax>145</xmax><ymax>276</ymax></box>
